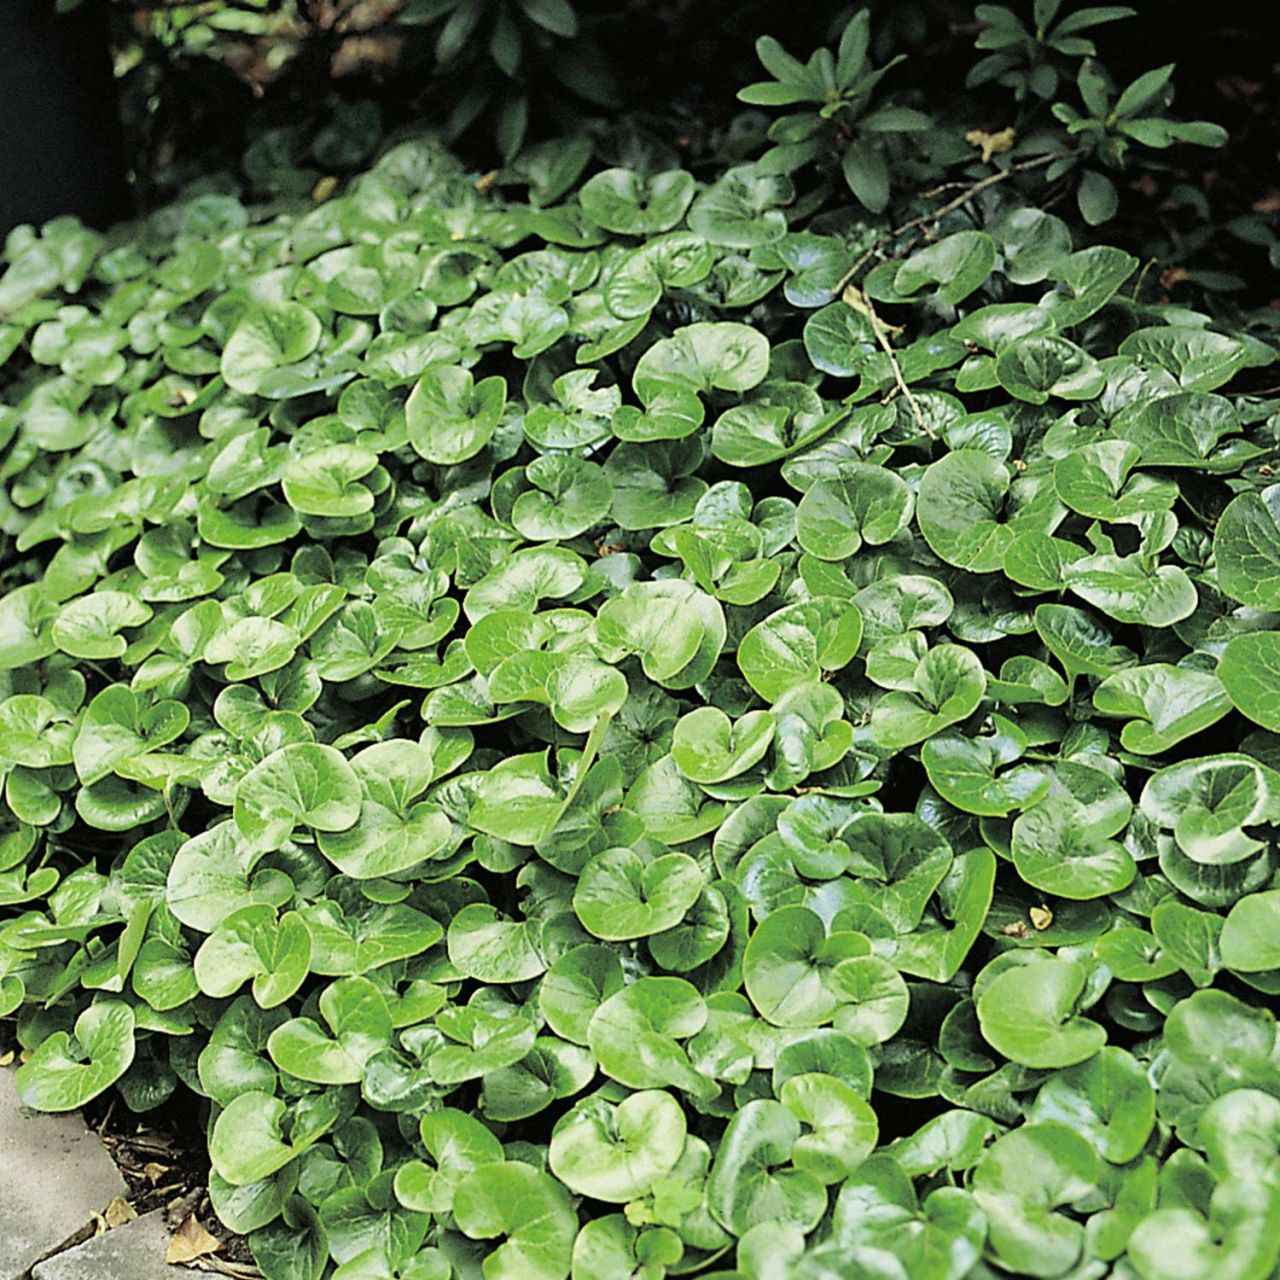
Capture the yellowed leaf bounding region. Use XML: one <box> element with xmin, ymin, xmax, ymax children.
<box><xmin>311</xmin><ymin>175</ymin><xmax>339</xmax><ymax>203</ymax></box>
<box><xmin>143</xmin><ymin>1161</ymin><xmax>170</xmax><ymax>1185</ymax></box>
<box><xmin>104</xmin><ymin>1197</ymin><xmax>137</xmax><ymax>1229</ymax></box>
<box><xmin>1029</xmin><ymin>904</ymin><xmax>1054</xmax><ymax>931</ymax></box>
<box><xmin>0</xmin><ymin>1049</ymin><xmax>14</xmax><ymax>1067</ymax></box>
<box><xmin>167</xmin><ymin>1214</ymin><xmax>223</xmax><ymax>1265</ymax></box>
<box><xmin>965</xmin><ymin>126</ymin><xmax>1016</xmax><ymax>163</ymax></box>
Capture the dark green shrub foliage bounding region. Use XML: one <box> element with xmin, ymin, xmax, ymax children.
<box><xmin>2</xmin><ymin>5</ymin><xmax>1280</xmax><ymax>1279</ymax></box>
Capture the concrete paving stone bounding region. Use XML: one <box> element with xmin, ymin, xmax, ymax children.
<box><xmin>0</xmin><ymin>1069</ymin><xmax>129</xmax><ymax>1280</ymax></box>
<box><xmin>30</xmin><ymin>1211</ymin><xmax>173</xmax><ymax>1280</ymax></box>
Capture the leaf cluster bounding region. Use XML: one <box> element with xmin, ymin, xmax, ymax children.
<box><xmin>2</xmin><ymin>7</ymin><xmax>1280</xmax><ymax>1280</ymax></box>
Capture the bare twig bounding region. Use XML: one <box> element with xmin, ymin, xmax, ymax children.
<box><xmin>842</xmin><ymin>284</ymin><xmax>936</xmax><ymax>440</ymax></box>
<box><xmin>832</xmin><ymin>149</ymin><xmax>1081</xmax><ymax>298</ymax></box>
<box><xmin>1129</xmin><ymin>256</ymin><xmax>1157</xmax><ymax>300</ymax></box>
<box><xmin>96</xmin><ymin>1095</ymin><xmax>117</xmax><ymax>1135</ymax></box>
<box><xmin>186</xmin><ymin>1259</ymin><xmax>263</xmax><ymax>1278</ymax></box>
<box><xmin>1230</xmin><ymin>384</ymin><xmax>1280</xmax><ymax>398</ymax></box>
<box><xmin>893</xmin><ymin>150</ymin><xmax>1078</xmax><ymax>237</ymax></box>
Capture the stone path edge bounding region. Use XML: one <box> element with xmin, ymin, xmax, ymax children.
<box><xmin>1</xmin><ymin>1068</ymin><xmax>176</xmax><ymax>1280</ymax></box>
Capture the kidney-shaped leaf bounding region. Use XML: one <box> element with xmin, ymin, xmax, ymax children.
<box><xmin>16</xmin><ymin>1001</ymin><xmax>136</xmax><ymax>1111</ymax></box>
<box><xmin>549</xmin><ymin>1090</ymin><xmax>687</xmax><ymax>1202</ymax></box>
<box><xmin>977</xmin><ymin>957</ymin><xmax>1106</xmax><ymax>1069</ymax></box>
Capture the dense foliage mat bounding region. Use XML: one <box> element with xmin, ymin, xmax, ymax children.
<box><xmin>3</xmin><ymin>7</ymin><xmax>1280</xmax><ymax>1279</ymax></box>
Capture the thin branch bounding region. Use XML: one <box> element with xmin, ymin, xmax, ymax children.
<box><xmin>843</xmin><ymin>284</ymin><xmax>936</xmax><ymax>440</ymax></box>
<box><xmin>832</xmin><ymin>149</ymin><xmax>1081</xmax><ymax>298</ymax></box>
<box><xmin>895</xmin><ymin>149</ymin><xmax>1078</xmax><ymax>236</ymax></box>
<box><xmin>1229</xmin><ymin>384</ymin><xmax>1280</xmax><ymax>398</ymax></box>
<box><xmin>914</xmin><ymin>150</ymin><xmax>1072</xmax><ymax>202</ymax></box>
<box><xmin>1129</xmin><ymin>256</ymin><xmax>1157</xmax><ymax>301</ymax></box>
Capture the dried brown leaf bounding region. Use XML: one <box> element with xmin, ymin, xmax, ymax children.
<box><xmin>964</xmin><ymin>126</ymin><xmax>1016</xmax><ymax>164</ymax></box>
<box><xmin>104</xmin><ymin>1197</ymin><xmax>138</xmax><ymax>1229</ymax></box>
<box><xmin>167</xmin><ymin>1214</ymin><xmax>223</xmax><ymax>1265</ymax></box>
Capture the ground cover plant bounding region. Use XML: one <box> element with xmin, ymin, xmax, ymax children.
<box><xmin>2</xmin><ymin>3</ymin><xmax>1280</xmax><ymax>1277</ymax></box>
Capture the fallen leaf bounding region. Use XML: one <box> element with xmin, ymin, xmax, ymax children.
<box><xmin>1029</xmin><ymin>904</ymin><xmax>1054</xmax><ymax>930</ymax></box>
<box><xmin>0</xmin><ymin>1050</ymin><xmax>14</xmax><ymax>1067</ymax></box>
<box><xmin>104</xmin><ymin>1197</ymin><xmax>137</xmax><ymax>1229</ymax></box>
<box><xmin>338</xmin><ymin>0</ymin><xmax>408</xmax><ymax>33</ymax></box>
<box><xmin>167</xmin><ymin>1214</ymin><xmax>223</xmax><ymax>1265</ymax></box>
<box><xmin>965</xmin><ymin>126</ymin><xmax>1016</xmax><ymax>163</ymax></box>
<box><xmin>143</xmin><ymin>1161</ymin><xmax>170</xmax><ymax>1184</ymax></box>
<box><xmin>1253</xmin><ymin>191</ymin><xmax>1280</xmax><ymax>215</ymax></box>
<box><xmin>329</xmin><ymin>31</ymin><xmax>404</xmax><ymax>78</ymax></box>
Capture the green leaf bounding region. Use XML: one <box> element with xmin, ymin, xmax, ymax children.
<box><xmin>672</xmin><ymin>707</ymin><xmax>776</xmax><ymax>784</ymax></box>
<box><xmin>922</xmin><ymin>726</ymin><xmax>1050</xmax><ymax>817</ymax></box>
<box><xmin>447</xmin><ymin>902</ymin><xmax>547</xmax><ymax>982</ymax></box>
<box><xmin>737</xmin><ymin>598</ymin><xmax>862</xmax><ymax>702</ymax></box>
<box><xmin>549</xmin><ymin>1090</ymin><xmax>688</xmax><ymax>1201</ymax></box>
<box><xmin>995</xmin><ymin>335</ymin><xmax>1105</xmax><ymax>403</ymax></box>
<box><xmin>511</xmin><ymin>455</ymin><xmax>612</xmax><ymax>540</ymax></box>
<box><xmin>1220</xmin><ymin>891</ymin><xmax>1280</xmax><ymax>973</ymax></box>
<box><xmin>587</xmin><ymin>976</ymin><xmax>711</xmax><ymax>1096</ymax></box>
<box><xmin>1127</xmin><ymin>1179</ymin><xmax>1280</xmax><ymax>1280</ymax></box>
<box><xmin>977</xmin><ymin>957</ymin><xmax>1106</xmax><ymax>1068</ymax></box>
<box><xmin>917</xmin><ymin>450</ymin><xmax>1051</xmax><ymax>572</ymax></box>
<box><xmin>15</xmin><ymin>1001</ymin><xmax>136</xmax><ymax>1111</ymax></box>
<box><xmin>210</xmin><ymin>1091</ymin><xmax>334</xmax><ymax>1186</ymax></box>
<box><xmin>802</xmin><ymin>302</ymin><xmax>877</xmax><ymax>378</ymax></box>
<box><xmin>579</xmin><ymin>169</ymin><xmax>696</xmax><ymax>235</ymax></box>
<box><xmin>72</xmin><ymin>684</ymin><xmax>189</xmax><ymax>785</ymax></box>
<box><xmin>452</xmin><ymin>1162</ymin><xmax>577</xmax><ymax>1280</ymax></box>
<box><xmin>1214</xmin><ymin>485</ymin><xmax>1280</xmax><ymax>608</ymax></box>
<box><xmin>234</xmin><ymin>743</ymin><xmax>363</xmax><ymax>852</ymax></box>
<box><xmin>972</xmin><ymin>1123</ymin><xmax>1100</xmax><ymax>1277</ymax></box>
<box><xmin>1119</xmin><ymin>326</ymin><xmax>1251</xmax><ymax>391</ymax></box>
<box><xmin>796</xmin><ymin>463</ymin><xmax>913</xmax><ymax>560</ymax></box>
<box><xmin>407</xmin><ymin>365</ymin><xmax>507</xmax><ymax>465</ymax></box>
<box><xmin>1064</xmin><ymin>553</ymin><xmax>1197</xmax><ymax>627</ymax></box>
<box><xmin>1039</xmin><ymin>245</ymin><xmax>1137</xmax><ymax>326</ymax></box>
<box><xmin>194</xmin><ymin>905</ymin><xmax>311</xmax><ymax>1007</ymax></box>
<box><xmin>706</xmin><ymin>1099</ymin><xmax>827</xmax><ymax>1235</ymax></box>
<box><xmin>1029</xmin><ymin>1046</ymin><xmax>1154</xmax><ymax>1162</ymax></box>
<box><xmin>870</xmin><ymin>645</ymin><xmax>986</xmax><ymax>750</ymax></box>
<box><xmin>1093</xmin><ymin>664</ymin><xmax>1231</xmax><ymax>754</ymax></box>
<box><xmin>688</xmin><ymin>166</ymin><xmax>791</xmax><ymax>247</ymax></box>
<box><xmin>281</xmin><ymin>445</ymin><xmax>379</xmax><ymax>518</ymax></box>
<box><xmin>779</xmin><ymin>1072</ymin><xmax>878</xmax><ymax>1183</ymax></box>
<box><xmin>1077</xmin><ymin>169</ymin><xmax>1119</xmax><ymax>225</ymax></box>
<box><xmin>1218</xmin><ymin>632</ymin><xmax>1280</xmax><ymax>732</ymax></box>
<box><xmin>831</xmin><ymin>1156</ymin><xmax>986</xmax><ymax>1279</ymax></box>
<box><xmin>221</xmin><ymin>302</ymin><xmax>322</xmax><ymax>395</ymax></box>
<box><xmin>744</xmin><ymin>906</ymin><xmax>869</xmax><ymax>1028</ymax></box>
<box><xmin>268</xmin><ymin>976</ymin><xmax>392</xmax><ymax>1084</ymax></box>
<box><xmin>895</xmin><ymin>232</ymin><xmax>997</xmax><ymax>305</ymax></box>
<box><xmin>1054</xmin><ymin>440</ymin><xmax>1177</xmax><ymax>519</ymax></box>
<box><xmin>634</xmin><ymin>322</ymin><xmax>771</xmax><ymax>402</ymax></box>
<box><xmin>52</xmin><ymin>592</ymin><xmax>151</xmax><ymax>660</ymax></box>
<box><xmin>597</xmin><ymin>580</ymin><xmax>726</xmax><ymax>690</ymax></box>
<box><xmin>842</xmin><ymin>140</ymin><xmax>890</xmax><ymax>213</ymax></box>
